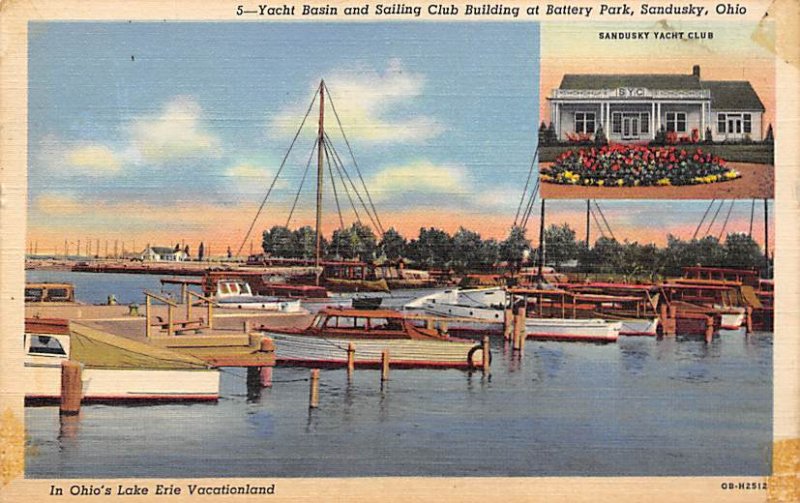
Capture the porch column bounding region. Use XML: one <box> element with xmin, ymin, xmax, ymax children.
<box><xmin>651</xmin><ymin>102</ymin><xmax>656</xmax><ymax>139</ymax></box>
<box><xmin>605</xmin><ymin>102</ymin><xmax>611</xmax><ymax>138</ymax></box>
<box><xmin>700</xmin><ymin>102</ymin><xmax>705</xmax><ymax>135</ymax></box>
<box><xmin>554</xmin><ymin>102</ymin><xmax>560</xmax><ymax>140</ymax></box>
<box><xmin>656</xmin><ymin>102</ymin><xmax>661</xmax><ymax>131</ymax></box>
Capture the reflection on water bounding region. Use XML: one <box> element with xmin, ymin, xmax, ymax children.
<box><xmin>24</xmin><ymin>271</ymin><xmax>773</xmax><ymax>478</ymax></box>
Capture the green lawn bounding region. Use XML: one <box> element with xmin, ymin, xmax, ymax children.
<box><xmin>539</xmin><ymin>143</ymin><xmax>774</xmax><ymax>164</ymax></box>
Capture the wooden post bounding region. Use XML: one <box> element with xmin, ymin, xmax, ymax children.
<box><xmin>439</xmin><ymin>320</ymin><xmax>448</xmax><ymax>335</ymax></box>
<box><xmin>60</xmin><ymin>360</ymin><xmax>82</xmax><ymax>415</ymax></box>
<box><xmin>347</xmin><ymin>342</ymin><xmax>355</xmax><ymax>378</ymax></box>
<box><xmin>309</xmin><ymin>369</ymin><xmax>320</xmax><ymax>408</ymax></box>
<box><xmin>704</xmin><ymin>315</ymin><xmax>714</xmax><ymax>343</ymax></box>
<box><xmin>503</xmin><ymin>308</ymin><xmax>513</xmax><ymax>341</ymax></box>
<box><xmin>426</xmin><ymin>318</ymin><xmax>434</xmax><ymax>330</ymax></box>
<box><xmin>243</xmin><ymin>320</ymin><xmax>251</xmax><ymax>334</ymax></box>
<box><xmin>481</xmin><ymin>336</ymin><xmax>490</xmax><ymax>373</ymax></box>
<box><xmin>207</xmin><ymin>301</ymin><xmax>213</xmax><ymax>330</ymax></box>
<box><xmin>514</xmin><ymin>306</ymin><xmax>526</xmax><ymax>351</ymax></box>
<box><xmin>745</xmin><ymin>306</ymin><xmax>753</xmax><ymax>334</ymax></box>
<box><xmin>167</xmin><ymin>304</ymin><xmax>174</xmax><ymax>337</ymax></box>
<box><xmin>145</xmin><ymin>295</ymin><xmax>151</xmax><ymax>339</ymax></box>
<box><xmin>259</xmin><ymin>367</ymin><xmax>273</xmax><ymax>387</ymax></box>
<box><xmin>381</xmin><ymin>349</ymin><xmax>390</xmax><ymax>381</ymax></box>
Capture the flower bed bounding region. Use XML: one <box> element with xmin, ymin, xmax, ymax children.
<box><xmin>540</xmin><ymin>145</ymin><xmax>740</xmax><ymax>187</ymax></box>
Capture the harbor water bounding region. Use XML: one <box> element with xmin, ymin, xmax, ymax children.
<box><xmin>25</xmin><ymin>271</ymin><xmax>772</xmax><ymax>477</ymax></box>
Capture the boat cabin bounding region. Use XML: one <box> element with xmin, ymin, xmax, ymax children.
<box><xmin>305</xmin><ymin>308</ymin><xmax>445</xmax><ymax>340</ymax></box>
<box><xmin>25</xmin><ymin>283</ymin><xmax>75</xmax><ymax>303</ymax></box>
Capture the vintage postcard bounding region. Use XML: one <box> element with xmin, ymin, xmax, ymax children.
<box><xmin>0</xmin><ymin>1</ymin><xmax>797</xmax><ymax>502</ymax></box>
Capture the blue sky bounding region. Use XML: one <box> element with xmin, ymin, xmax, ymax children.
<box><xmin>28</xmin><ymin>22</ymin><xmax>543</xmax><ymax>250</ymax></box>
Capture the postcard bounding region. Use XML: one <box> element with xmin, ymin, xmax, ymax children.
<box><xmin>1</xmin><ymin>1</ymin><xmax>797</xmax><ymax>502</ymax></box>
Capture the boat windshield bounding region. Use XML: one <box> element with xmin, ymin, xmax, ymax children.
<box><xmin>27</xmin><ymin>334</ymin><xmax>67</xmax><ymax>356</ymax></box>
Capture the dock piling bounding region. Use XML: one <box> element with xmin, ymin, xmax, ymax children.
<box><xmin>704</xmin><ymin>316</ymin><xmax>714</xmax><ymax>343</ymax></box>
<box><xmin>513</xmin><ymin>306</ymin><xmax>526</xmax><ymax>352</ymax></box>
<box><xmin>503</xmin><ymin>308</ymin><xmax>513</xmax><ymax>341</ymax></box>
<box><xmin>60</xmin><ymin>360</ymin><xmax>82</xmax><ymax>415</ymax></box>
<box><xmin>347</xmin><ymin>342</ymin><xmax>355</xmax><ymax>378</ymax></box>
<box><xmin>260</xmin><ymin>337</ymin><xmax>274</xmax><ymax>387</ymax></box>
<box><xmin>381</xmin><ymin>350</ymin><xmax>390</xmax><ymax>381</ymax></box>
<box><xmin>745</xmin><ymin>306</ymin><xmax>753</xmax><ymax>334</ymax></box>
<box><xmin>309</xmin><ymin>369</ymin><xmax>320</xmax><ymax>408</ymax></box>
<box><xmin>481</xmin><ymin>336</ymin><xmax>490</xmax><ymax>373</ymax></box>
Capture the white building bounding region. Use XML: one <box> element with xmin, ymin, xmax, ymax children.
<box><xmin>547</xmin><ymin>65</ymin><xmax>765</xmax><ymax>143</ymax></box>
<box><xmin>141</xmin><ymin>246</ymin><xmax>187</xmax><ymax>262</ymax></box>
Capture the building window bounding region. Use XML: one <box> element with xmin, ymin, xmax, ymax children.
<box><xmin>665</xmin><ymin>112</ymin><xmax>687</xmax><ymax>133</ymax></box>
<box><xmin>743</xmin><ymin>113</ymin><xmax>751</xmax><ymax>133</ymax></box>
<box><xmin>640</xmin><ymin>112</ymin><xmax>650</xmax><ymax>134</ymax></box>
<box><xmin>574</xmin><ymin>112</ymin><xmax>595</xmax><ymax>134</ymax></box>
<box><xmin>718</xmin><ymin>113</ymin><xmax>727</xmax><ymax>133</ymax></box>
<box><xmin>612</xmin><ymin>112</ymin><xmax>622</xmax><ymax>134</ymax></box>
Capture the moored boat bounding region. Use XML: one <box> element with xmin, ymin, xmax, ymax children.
<box><xmin>25</xmin><ymin>318</ymin><xmax>220</xmax><ymax>402</ymax></box>
<box><xmin>214</xmin><ymin>279</ymin><xmax>303</xmax><ymax>313</ymax></box>
<box><xmin>262</xmin><ymin>307</ymin><xmax>488</xmax><ymax>369</ymax></box>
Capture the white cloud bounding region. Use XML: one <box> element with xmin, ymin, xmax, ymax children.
<box><xmin>128</xmin><ymin>96</ymin><xmax>222</xmax><ymax>163</ymax></box>
<box><xmin>65</xmin><ymin>144</ymin><xmax>121</xmax><ymax>172</ymax></box>
<box><xmin>367</xmin><ymin>160</ymin><xmax>470</xmax><ymax>201</ymax></box>
<box><xmin>271</xmin><ymin>60</ymin><xmax>444</xmax><ymax>144</ymax></box>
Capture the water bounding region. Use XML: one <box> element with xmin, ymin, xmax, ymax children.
<box><xmin>25</xmin><ymin>271</ymin><xmax>772</xmax><ymax>477</ymax></box>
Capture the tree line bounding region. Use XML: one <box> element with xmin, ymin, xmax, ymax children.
<box><xmin>261</xmin><ymin>223</ymin><xmax>768</xmax><ymax>278</ymax></box>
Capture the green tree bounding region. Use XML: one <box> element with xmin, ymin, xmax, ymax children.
<box><xmin>329</xmin><ymin>223</ymin><xmax>377</xmax><ymax>260</ymax></box>
<box><xmin>451</xmin><ymin>227</ymin><xmax>483</xmax><ymax>273</ymax></box>
<box><xmin>378</xmin><ymin>227</ymin><xmax>406</xmax><ymax>261</ymax></box>
<box><xmin>262</xmin><ymin>226</ymin><xmax>294</xmax><ymax>257</ymax></box>
<box><xmin>543</xmin><ymin>223</ymin><xmax>578</xmax><ymax>269</ymax></box>
<box><xmin>407</xmin><ymin>227</ymin><xmax>453</xmax><ymax>269</ymax></box>
<box><xmin>477</xmin><ymin>238</ymin><xmax>500</xmax><ymax>271</ymax></box>
<box><xmin>500</xmin><ymin>226</ymin><xmax>530</xmax><ymax>272</ymax></box>
<box><xmin>723</xmin><ymin>232</ymin><xmax>763</xmax><ymax>269</ymax></box>
<box><xmin>292</xmin><ymin>226</ymin><xmax>317</xmax><ymax>259</ymax></box>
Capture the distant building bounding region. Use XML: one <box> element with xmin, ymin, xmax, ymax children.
<box><xmin>141</xmin><ymin>246</ymin><xmax>187</xmax><ymax>262</ymax></box>
<box><xmin>547</xmin><ymin>65</ymin><xmax>766</xmax><ymax>143</ymax></box>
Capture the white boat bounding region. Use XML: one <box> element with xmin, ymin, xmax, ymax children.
<box><xmin>264</xmin><ymin>308</ymin><xmax>488</xmax><ymax>369</ymax></box>
<box><xmin>524</xmin><ymin>317</ymin><xmax>621</xmax><ymax>342</ymax></box>
<box><xmin>406</xmin><ymin>287</ymin><xmax>621</xmax><ymax>342</ymax></box>
<box><xmin>215</xmin><ymin>279</ymin><xmax>304</xmax><ymax>313</ymax></box>
<box><xmin>714</xmin><ymin>305</ymin><xmax>746</xmax><ymax>330</ymax></box>
<box><xmin>618</xmin><ymin>317</ymin><xmax>660</xmax><ymax>336</ymax></box>
<box><xmin>25</xmin><ymin>320</ymin><xmax>220</xmax><ymax>402</ymax></box>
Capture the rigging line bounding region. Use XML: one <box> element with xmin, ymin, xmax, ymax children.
<box><xmin>325</xmin><ymin>138</ymin><xmax>363</xmax><ymax>226</ymax></box>
<box><xmin>520</xmin><ymin>180</ymin><xmax>540</xmax><ymax>230</ymax></box>
<box><xmin>324</xmin><ymin>131</ymin><xmax>380</xmax><ymax>231</ymax></box>
<box><xmin>238</xmin><ymin>88</ymin><xmax>320</xmax><ymax>256</ymax></box>
<box><xmin>323</xmin><ymin>82</ymin><xmax>385</xmax><ymax>236</ymax></box>
<box><xmin>692</xmin><ymin>199</ymin><xmax>717</xmax><ymax>241</ymax></box>
<box><xmin>717</xmin><ymin>199</ymin><xmax>735</xmax><ymax>241</ymax></box>
<box><xmin>324</xmin><ymin>131</ymin><xmax>379</xmax><ymax>231</ymax></box>
<box><xmin>322</xmin><ymin>140</ymin><xmax>346</xmax><ymax>231</ymax></box>
<box><xmin>514</xmin><ymin>145</ymin><xmax>540</xmax><ymax>227</ymax></box>
<box><xmin>748</xmin><ymin>198</ymin><xmax>756</xmax><ymax>237</ymax></box>
<box><xmin>285</xmin><ymin>137</ymin><xmax>319</xmax><ymax>228</ymax></box>
<box><xmin>589</xmin><ymin>205</ymin><xmax>607</xmax><ymax>239</ymax></box>
<box><xmin>704</xmin><ymin>199</ymin><xmax>725</xmax><ymax>237</ymax></box>
<box><xmin>593</xmin><ymin>201</ymin><xmax>617</xmax><ymax>241</ymax></box>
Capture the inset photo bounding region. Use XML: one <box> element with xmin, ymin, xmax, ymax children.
<box><xmin>539</xmin><ymin>22</ymin><xmax>774</xmax><ymax>199</ymax></box>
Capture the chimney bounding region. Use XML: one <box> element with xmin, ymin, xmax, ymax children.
<box><xmin>692</xmin><ymin>65</ymin><xmax>701</xmax><ymax>78</ymax></box>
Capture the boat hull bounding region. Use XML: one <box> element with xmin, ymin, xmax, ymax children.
<box><xmin>524</xmin><ymin>318</ymin><xmax>621</xmax><ymax>342</ymax></box>
<box><xmin>25</xmin><ymin>358</ymin><xmax>220</xmax><ymax>402</ymax></box>
<box><xmin>267</xmin><ymin>333</ymin><xmax>486</xmax><ymax>369</ymax></box>
<box><xmin>217</xmin><ymin>297</ymin><xmax>303</xmax><ymax>313</ymax></box>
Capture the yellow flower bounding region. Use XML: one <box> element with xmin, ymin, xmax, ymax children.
<box><xmin>616</xmin><ymin>179</ymin><xmax>624</xmax><ymax>186</ymax></box>
<box><xmin>597</xmin><ymin>180</ymin><xmax>605</xmax><ymax>186</ymax></box>
<box><xmin>656</xmin><ymin>178</ymin><xmax>671</xmax><ymax>186</ymax></box>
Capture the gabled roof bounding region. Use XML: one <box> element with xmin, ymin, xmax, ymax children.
<box><xmin>148</xmin><ymin>246</ymin><xmax>179</xmax><ymax>255</ymax></box>
<box><xmin>559</xmin><ymin>73</ymin><xmax>703</xmax><ymax>90</ymax></box>
<box><xmin>701</xmin><ymin>81</ymin><xmax>765</xmax><ymax>111</ymax></box>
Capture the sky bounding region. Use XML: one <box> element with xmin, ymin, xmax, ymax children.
<box><xmin>27</xmin><ymin>21</ymin><xmax>773</xmax><ymax>257</ymax></box>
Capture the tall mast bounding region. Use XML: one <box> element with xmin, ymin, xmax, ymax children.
<box><xmin>585</xmin><ymin>199</ymin><xmax>590</xmax><ymax>249</ymax></box>
<box><xmin>537</xmin><ymin>199</ymin><xmax>546</xmax><ymax>283</ymax></box>
<box><xmin>763</xmin><ymin>198</ymin><xmax>769</xmax><ymax>278</ymax></box>
<box><xmin>315</xmin><ymin>80</ymin><xmax>325</xmax><ymax>280</ymax></box>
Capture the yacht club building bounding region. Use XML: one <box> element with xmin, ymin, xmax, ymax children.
<box><xmin>547</xmin><ymin>65</ymin><xmax>766</xmax><ymax>143</ymax></box>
